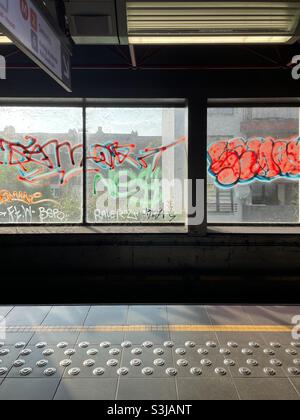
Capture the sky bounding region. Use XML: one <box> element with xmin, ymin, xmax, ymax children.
<box><xmin>0</xmin><ymin>107</ymin><xmax>165</xmax><ymax>136</ymax></box>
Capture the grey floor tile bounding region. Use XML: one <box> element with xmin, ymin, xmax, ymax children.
<box><xmin>76</xmin><ymin>332</ymin><xmax>125</xmax><ymax>345</ymax></box>
<box><xmin>277</xmin><ymin>348</ymin><xmax>300</xmax><ymax>378</ymax></box>
<box><xmin>245</xmin><ymin>306</ymin><xmax>297</xmax><ymax>326</ymax></box>
<box><xmin>167</xmin><ymin>306</ymin><xmax>211</xmax><ymax>325</ymax></box>
<box><xmin>127</xmin><ymin>306</ymin><xmax>168</xmax><ymax>325</ymax></box>
<box><xmin>0</xmin><ymin>347</ymin><xmax>24</xmax><ymax>374</ymax></box>
<box><xmin>0</xmin><ymin>378</ymin><xmax>60</xmax><ymax>400</ymax></box>
<box><xmin>289</xmin><ymin>378</ymin><xmax>300</xmax><ymax>397</ymax></box>
<box><xmin>216</xmin><ymin>332</ymin><xmax>265</xmax><ymax>347</ymax></box>
<box><xmin>271</xmin><ymin>346</ymin><xmax>300</xmax><ymax>365</ymax></box>
<box><xmin>0</xmin><ymin>366</ymin><xmax>10</xmax><ymax>381</ymax></box>
<box><xmin>1</xmin><ymin>332</ymin><xmax>34</xmax><ymax>345</ymax></box>
<box><xmin>218</xmin><ymin>341</ymin><xmax>292</xmax><ymax>377</ymax></box>
<box><xmin>226</xmin><ymin>355</ymin><xmax>287</xmax><ymax>378</ymax></box>
<box><xmin>215</xmin><ymin>337</ymin><xmax>266</xmax><ymax>359</ymax></box>
<box><xmin>65</xmin><ymin>348</ymin><xmax>123</xmax><ymax>379</ymax></box>
<box><xmin>257</xmin><ymin>306</ymin><xmax>300</xmax><ymax>321</ymax></box>
<box><xmin>5</xmin><ymin>306</ymin><xmax>52</xmax><ymax>326</ymax></box>
<box><xmin>173</xmin><ymin>348</ymin><xmax>227</xmax><ymax>378</ymax></box>
<box><xmin>275</xmin><ymin>305</ymin><xmax>300</xmax><ymax>317</ymax></box>
<box><xmin>170</xmin><ymin>332</ymin><xmax>218</xmax><ymax>345</ymax></box>
<box><xmin>7</xmin><ymin>365</ymin><xmax>64</xmax><ymax>380</ymax></box>
<box><xmin>117</xmin><ymin>378</ymin><xmax>177</xmax><ymax>400</ymax></box>
<box><xmin>0</xmin><ymin>307</ymin><xmax>13</xmax><ymax>318</ymax></box>
<box><xmin>7</xmin><ymin>347</ymin><xmax>67</xmax><ymax>379</ymax></box>
<box><xmin>261</xmin><ymin>333</ymin><xmax>296</xmax><ymax>346</ymax></box>
<box><xmin>125</xmin><ymin>331</ymin><xmax>171</xmax><ymax>345</ymax></box>
<box><xmin>234</xmin><ymin>378</ymin><xmax>300</xmax><ymax>400</ymax></box>
<box><xmin>28</xmin><ymin>332</ymin><xmax>79</xmax><ymax>346</ymax></box>
<box><xmin>54</xmin><ymin>378</ymin><xmax>118</xmax><ymax>400</ymax></box>
<box><xmin>42</xmin><ymin>306</ymin><xmax>90</xmax><ymax>326</ymax></box>
<box><xmin>84</xmin><ymin>306</ymin><xmax>128</xmax><ymax>326</ymax></box>
<box><xmin>206</xmin><ymin>306</ymin><xmax>253</xmax><ymax>325</ymax></box>
<box><xmin>283</xmin><ymin>367</ymin><xmax>300</xmax><ymax>379</ymax></box>
<box><xmin>63</xmin><ymin>362</ymin><xmax>120</xmax><ymax>379</ymax></box>
<box><xmin>177</xmin><ymin>378</ymin><xmax>239</xmax><ymax>400</ymax></box>
<box><xmin>122</xmin><ymin>347</ymin><xmax>174</xmax><ymax>378</ymax></box>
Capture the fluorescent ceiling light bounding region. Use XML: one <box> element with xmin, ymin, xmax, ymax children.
<box><xmin>128</xmin><ymin>1</ymin><xmax>300</xmax><ymax>8</ymax></box>
<box><xmin>129</xmin><ymin>35</ymin><xmax>292</xmax><ymax>44</ymax></box>
<box><xmin>0</xmin><ymin>35</ymin><xmax>12</xmax><ymax>44</ymax></box>
<box><xmin>127</xmin><ymin>1</ymin><xmax>300</xmax><ymax>45</ymax></box>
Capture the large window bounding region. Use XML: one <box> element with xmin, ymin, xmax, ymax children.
<box><xmin>0</xmin><ymin>104</ymin><xmax>188</xmax><ymax>226</ymax></box>
<box><xmin>86</xmin><ymin>107</ymin><xmax>188</xmax><ymax>224</ymax></box>
<box><xmin>2</xmin><ymin>102</ymin><xmax>299</xmax><ymax>229</ymax></box>
<box><xmin>207</xmin><ymin>107</ymin><xmax>300</xmax><ymax>224</ymax></box>
<box><xmin>0</xmin><ymin>107</ymin><xmax>83</xmax><ymax>224</ymax></box>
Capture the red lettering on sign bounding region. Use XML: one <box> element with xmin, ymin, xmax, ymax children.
<box><xmin>20</xmin><ymin>0</ymin><xmax>29</xmax><ymax>20</ymax></box>
<box><xmin>30</xmin><ymin>9</ymin><xmax>37</xmax><ymax>31</ymax></box>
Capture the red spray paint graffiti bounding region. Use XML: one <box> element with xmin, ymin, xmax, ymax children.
<box><xmin>208</xmin><ymin>136</ymin><xmax>300</xmax><ymax>188</ymax></box>
<box><xmin>0</xmin><ymin>135</ymin><xmax>187</xmax><ymax>185</ymax></box>
<box><xmin>0</xmin><ymin>136</ymin><xmax>83</xmax><ymax>185</ymax></box>
<box><xmin>88</xmin><ymin>136</ymin><xmax>187</xmax><ymax>172</ymax></box>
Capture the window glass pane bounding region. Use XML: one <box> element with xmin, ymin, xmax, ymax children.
<box><xmin>0</xmin><ymin>107</ymin><xmax>83</xmax><ymax>224</ymax></box>
<box><xmin>86</xmin><ymin>107</ymin><xmax>188</xmax><ymax>224</ymax></box>
<box><xmin>207</xmin><ymin>107</ymin><xmax>299</xmax><ymax>223</ymax></box>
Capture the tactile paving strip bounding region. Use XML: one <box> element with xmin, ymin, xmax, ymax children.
<box><xmin>0</xmin><ymin>339</ymin><xmax>300</xmax><ymax>379</ymax></box>
<box><xmin>0</xmin><ymin>325</ymin><xmax>294</xmax><ymax>333</ymax></box>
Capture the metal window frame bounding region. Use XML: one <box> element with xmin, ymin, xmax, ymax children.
<box><xmin>0</xmin><ymin>97</ymin><xmax>189</xmax><ymax>229</ymax></box>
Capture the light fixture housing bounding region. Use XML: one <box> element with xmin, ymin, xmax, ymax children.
<box><xmin>0</xmin><ymin>35</ymin><xmax>12</xmax><ymax>44</ymax></box>
<box><xmin>127</xmin><ymin>1</ymin><xmax>300</xmax><ymax>45</ymax></box>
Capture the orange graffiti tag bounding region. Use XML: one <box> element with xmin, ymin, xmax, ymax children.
<box><xmin>0</xmin><ymin>190</ymin><xmax>59</xmax><ymax>206</ymax></box>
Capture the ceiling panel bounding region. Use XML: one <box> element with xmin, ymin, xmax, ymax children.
<box><xmin>127</xmin><ymin>1</ymin><xmax>300</xmax><ymax>44</ymax></box>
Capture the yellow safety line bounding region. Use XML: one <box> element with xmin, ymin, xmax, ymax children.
<box><xmin>0</xmin><ymin>325</ymin><xmax>293</xmax><ymax>333</ymax></box>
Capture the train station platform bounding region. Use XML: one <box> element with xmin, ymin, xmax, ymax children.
<box><xmin>0</xmin><ymin>305</ymin><xmax>299</xmax><ymax>400</ymax></box>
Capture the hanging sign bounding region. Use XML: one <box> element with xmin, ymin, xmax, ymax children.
<box><xmin>0</xmin><ymin>0</ymin><xmax>71</xmax><ymax>91</ymax></box>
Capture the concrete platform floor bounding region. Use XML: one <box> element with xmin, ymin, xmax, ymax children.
<box><xmin>0</xmin><ymin>305</ymin><xmax>300</xmax><ymax>400</ymax></box>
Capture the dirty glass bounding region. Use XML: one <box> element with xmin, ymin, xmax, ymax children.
<box><xmin>207</xmin><ymin>107</ymin><xmax>299</xmax><ymax>223</ymax></box>
<box><xmin>0</xmin><ymin>107</ymin><xmax>83</xmax><ymax>224</ymax></box>
<box><xmin>86</xmin><ymin>107</ymin><xmax>188</xmax><ymax>224</ymax></box>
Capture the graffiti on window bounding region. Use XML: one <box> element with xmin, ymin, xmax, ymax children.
<box><xmin>0</xmin><ymin>136</ymin><xmax>83</xmax><ymax>185</ymax></box>
<box><xmin>0</xmin><ymin>106</ymin><xmax>84</xmax><ymax>224</ymax></box>
<box><xmin>0</xmin><ymin>132</ymin><xmax>187</xmax><ymax>223</ymax></box>
<box><xmin>0</xmin><ymin>135</ymin><xmax>186</xmax><ymax>184</ymax></box>
<box><xmin>208</xmin><ymin>136</ymin><xmax>300</xmax><ymax>188</ymax></box>
<box><xmin>86</xmin><ymin>107</ymin><xmax>188</xmax><ymax>224</ymax></box>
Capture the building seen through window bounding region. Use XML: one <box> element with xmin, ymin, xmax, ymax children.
<box><xmin>0</xmin><ymin>107</ymin><xmax>83</xmax><ymax>224</ymax></box>
<box><xmin>0</xmin><ymin>106</ymin><xmax>188</xmax><ymax>225</ymax></box>
<box><xmin>207</xmin><ymin>107</ymin><xmax>300</xmax><ymax>224</ymax></box>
